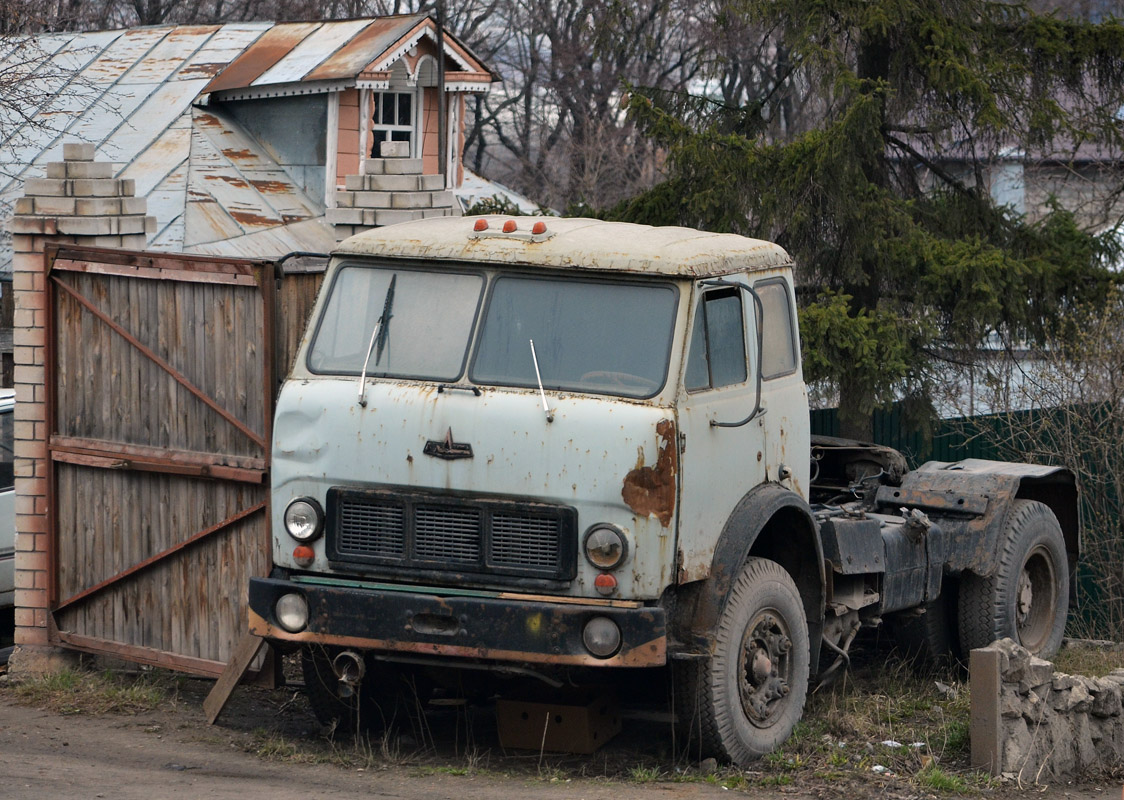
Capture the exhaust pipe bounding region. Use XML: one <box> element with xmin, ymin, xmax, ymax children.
<box><xmin>331</xmin><ymin>651</ymin><xmax>365</xmax><ymax>698</ymax></box>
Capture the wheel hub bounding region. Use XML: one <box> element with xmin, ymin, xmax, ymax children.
<box><xmin>739</xmin><ymin>612</ymin><xmax>792</xmax><ymax>727</ymax></box>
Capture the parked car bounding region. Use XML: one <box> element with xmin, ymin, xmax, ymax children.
<box><xmin>0</xmin><ymin>388</ymin><xmax>15</xmax><ymax>614</ymax></box>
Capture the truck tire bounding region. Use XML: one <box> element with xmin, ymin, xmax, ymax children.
<box><xmin>301</xmin><ymin>646</ymin><xmax>404</xmax><ymax>735</ymax></box>
<box><xmin>957</xmin><ymin>500</ymin><xmax>1068</xmax><ymax>658</ymax></box>
<box><xmin>675</xmin><ymin>558</ymin><xmax>809</xmax><ymax>765</ymax></box>
<box><xmin>887</xmin><ymin>589</ymin><xmax>961</xmax><ymax>672</ymax></box>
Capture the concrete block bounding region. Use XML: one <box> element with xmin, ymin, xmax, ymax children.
<box><xmin>119</xmin><ymin>178</ymin><xmax>136</xmax><ymax>196</ymax></box>
<box><xmin>57</xmin><ymin>216</ymin><xmax>113</xmax><ymax>236</ymax></box>
<box><xmin>7</xmin><ymin>644</ymin><xmax>81</xmax><ymax>677</ymax></box>
<box><xmin>971</xmin><ymin>646</ymin><xmax>1003</xmax><ymax>776</ymax></box>
<box><xmin>419</xmin><ymin>174</ymin><xmax>445</xmax><ymax>191</ymax></box>
<box><xmin>10</xmin><ymin>217</ymin><xmax>50</xmax><ymax>235</ymax></box>
<box><xmin>23</xmin><ymin>178</ymin><xmax>68</xmax><ymax>197</ymax></box>
<box><xmin>335</xmin><ymin>191</ymin><xmax>355</xmax><ymax>208</ymax></box>
<box><xmin>118</xmin><ymin>216</ymin><xmax>146</xmax><ymax>235</ymax></box>
<box><xmin>363</xmin><ymin>159</ymin><xmax>386</xmax><ymax>175</ymax></box>
<box><xmin>144</xmin><ymin>216</ymin><xmax>156</xmax><ymax>234</ymax></box>
<box><xmin>421</xmin><ymin>207</ymin><xmax>454</xmax><ymax>218</ymax></box>
<box><xmin>75</xmin><ymin>197</ymin><xmax>121</xmax><ymax>216</ymax></box>
<box><xmin>33</xmin><ymin>196</ymin><xmax>76</xmax><ymax>216</ymax></box>
<box><xmin>344</xmin><ymin>174</ymin><xmax>366</xmax><ymax>191</ymax></box>
<box><xmin>90</xmin><ymin>235</ymin><xmax>124</xmax><ymax>248</ymax></box>
<box><xmin>383</xmin><ymin>158</ymin><xmax>423</xmax><ymax>175</ymax></box>
<box><xmin>65</xmin><ymin>160</ymin><xmax>113</xmax><ymax>179</ymax></box>
<box><xmin>326</xmin><ymin>207</ymin><xmax>364</xmax><ymax>225</ymax></box>
<box><xmin>362</xmin><ymin>209</ymin><xmax>377</xmax><ymax>226</ymax></box>
<box><xmin>390</xmin><ymin>191</ymin><xmax>434</xmax><ymax>209</ymax></box>
<box><xmin>120</xmin><ymin>197</ymin><xmax>147</xmax><ymax>215</ymax></box>
<box><xmin>63</xmin><ymin>142</ymin><xmax>96</xmax><ymax>161</ymax></box>
<box><xmin>13</xmin><ymin>197</ymin><xmax>33</xmax><ymax>214</ymax></box>
<box><xmin>45</xmin><ymin>163</ymin><xmax>66</xmax><ymax>179</ymax></box>
<box><xmin>430</xmin><ymin>190</ymin><xmax>455</xmax><ymax>207</ymax></box>
<box><xmin>374</xmin><ymin>208</ymin><xmax>425</xmax><ymax>226</ymax></box>
<box><xmin>354</xmin><ymin>191</ymin><xmax>393</xmax><ymax>208</ymax></box>
<box><xmin>120</xmin><ymin>234</ymin><xmax>148</xmax><ymax>249</ymax></box>
<box><xmin>70</xmin><ymin>179</ymin><xmax>117</xmax><ymax>197</ymax></box>
<box><xmin>366</xmin><ymin>174</ymin><xmax>421</xmax><ymax>192</ymax></box>
<box><xmin>380</xmin><ymin>140</ymin><xmax>410</xmax><ymax>158</ymax></box>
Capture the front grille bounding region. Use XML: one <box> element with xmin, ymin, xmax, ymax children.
<box><xmin>326</xmin><ymin>487</ymin><xmax>577</xmax><ymax>582</ymax></box>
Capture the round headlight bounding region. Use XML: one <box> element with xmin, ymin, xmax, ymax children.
<box><xmin>284</xmin><ymin>498</ymin><xmax>323</xmax><ymax>542</ymax></box>
<box><xmin>582</xmin><ymin>616</ymin><xmax>621</xmax><ymax>658</ymax></box>
<box><xmin>583</xmin><ymin>524</ymin><xmax>628</xmax><ymax>570</ymax></box>
<box><xmin>275</xmin><ymin>592</ymin><xmax>309</xmax><ymax>633</ymax></box>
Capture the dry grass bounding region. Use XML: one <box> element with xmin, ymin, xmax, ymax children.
<box><xmin>7</xmin><ymin>667</ymin><xmax>174</xmax><ymax>715</ymax></box>
<box><xmin>1053</xmin><ymin>641</ymin><xmax>1124</xmax><ymax>678</ymax></box>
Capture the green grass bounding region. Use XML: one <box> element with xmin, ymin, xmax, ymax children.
<box><xmin>9</xmin><ymin>668</ymin><xmax>172</xmax><ymax>715</ymax></box>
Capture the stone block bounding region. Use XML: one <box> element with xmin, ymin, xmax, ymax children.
<box><xmin>119</xmin><ymin>178</ymin><xmax>136</xmax><ymax>196</ymax></box>
<box><xmin>144</xmin><ymin>216</ymin><xmax>156</xmax><ymax>234</ymax></box>
<box><xmin>89</xmin><ymin>235</ymin><xmax>124</xmax><ymax>248</ymax></box>
<box><xmin>380</xmin><ymin>140</ymin><xmax>410</xmax><ymax>158</ymax></box>
<box><xmin>70</xmin><ymin>179</ymin><xmax>118</xmax><ymax>197</ymax></box>
<box><xmin>363</xmin><ymin>159</ymin><xmax>386</xmax><ymax>175</ymax></box>
<box><xmin>422</xmin><ymin>207</ymin><xmax>455</xmax><ymax>218</ymax></box>
<box><xmin>45</xmin><ymin>163</ymin><xmax>66</xmax><ymax>179</ymax></box>
<box><xmin>120</xmin><ymin>234</ymin><xmax>148</xmax><ymax>249</ymax></box>
<box><xmin>65</xmin><ymin>160</ymin><xmax>113</xmax><ymax>179</ymax></box>
<box><xmin>362</xmin><ymin>209</ymin><xmax>377</xmax><ymax>226</ymax></box>
<box><xmin>57</xmin><ymin>216</ymin><xmax>113</xmax><ymax>236</ymax></box>
<box><xmin>354</xmin><ymin>191</ymin><xmax>393</xmax><ymax>208</ymax></box>
<box><xmin>419</xmin><ymin>174</ymin><xmax>445</xmax><ymax>191</ymax></box>
<box><xmin>374</xmin><ymin>208</ymin><xmax>425</xmax><ymax>226</ymax></box>
<box><xmin>336</xmin><ymin>191</ymin><xmax>356</xmax><ymax>208</ymax></box>
<box><xmin>63</xmin><ymin>142</ymin><xmax>96</xmax><ymax>161</ymax></box>
<box><xmin>1054</xmin><ymin>680</ymin><xmax>1092</xmax><ymax>713</ymax></box>
<box><xmin>383</xmin><ymin>158</ymin><xmax>423</xmax><ymax>175</ymax></box>
<box><xmin>120</xmin><ymin>197</ymin><xmax>148</xmax><ymax>215</ymax></box>
<box><xmin>24</xmin><ymin>178</ymin><xmax>68</xmax><ymax>197</ymax></box>
<box><xmin>430</xmin><ymin>190</ymin><xmax>455</xmax><ymax>207</ymax></box>
<box><xmin>75</xmin><ymin>197</ymin><xmax>121</xmax><ymax>216</ymax></box>
<box><xmin>32</xmin><ymin>196</ymin><xmax>76</xmax><ymax>215</ymax></box>
<box><xmin>326</xmin><ymin>207</ymin><xmax>364</xmax><ymax>225</ymax></box>
<box><xmin>1090</xmin><ymin>678</ymin><xmax>1122</xmax><ymax>718</ymax></box>
<box><xmin>366</xmin><ymin>174</ymin><xmax>421</xmax><ymax>192</ymax></box>
<box><xmin>118</xmin><ymin>216</ymin><xmax>146</xmax><ymax>235</ymax></box>
<box><xmin>13</xmin><ymin>197</ymin><xmax>33</xmax><ymax>214</ymax></box>
<box><xmin>391</xmin><ymin>191</ymin><xmax>433</xmax><ymax>209</ymax></box>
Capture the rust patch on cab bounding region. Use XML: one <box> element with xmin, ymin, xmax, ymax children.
<box><xmin>622</xmin><ymin>418</ymin><xmax>677</xmax><ymax>527</ymax></box>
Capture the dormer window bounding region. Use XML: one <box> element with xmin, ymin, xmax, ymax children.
<box><xmin>371</xmin><ymin>90</ymin><xmax>417</xmax><ymax>157</ymax></box>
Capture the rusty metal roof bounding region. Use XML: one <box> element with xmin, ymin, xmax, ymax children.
<box><xmin>0</xmin><ymin>18</ymin><xmax>493</xmax><ymax>273</ymax></box>
<box><xmin>338</xmin><ymin>217</ymin><xmax>794</xmax><ymax>277</ymax></box>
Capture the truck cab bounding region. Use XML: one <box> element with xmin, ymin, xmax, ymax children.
<box><xmin>249</xmin><ymin>216</ymin><xmax>1076</xmax><ymax>765</ymax></box>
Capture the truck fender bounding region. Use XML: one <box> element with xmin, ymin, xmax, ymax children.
<box><xmin>671</xmin><ymin>483</ymin><xmax>825</xmax><ymax>670</ymax></box>
<box><xmin>873</xmin><ymin>459</ymin><xmax>1079</xmax><ymax>585</ymax></box>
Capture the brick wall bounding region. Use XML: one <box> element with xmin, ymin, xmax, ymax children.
<box><xmin>9</xmin><ymin>142</ymin><xmax>154</xmax><ymax>671</ymax></box>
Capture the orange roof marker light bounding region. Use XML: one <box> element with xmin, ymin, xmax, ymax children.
<box><xmin>468</xmin><ymin>216</ymin><xmax>557</xmax><ymax>243</ymax></box>
<box><xmin>473</xmin><ymin>219</ymin><xmax>489</xmax><ymax>232</ymax></box>
<box><xmin>531</xmin><ymin>221</ymin><xmax>547</xmax><ymax>235</ymax></box>
<box><xmin>502</xmin><ymin>219</ymin><xmax>518</xmax><ymax>233</ymax></box>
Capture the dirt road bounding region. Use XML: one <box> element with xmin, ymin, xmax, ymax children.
<box><xmin>0</xmin><ymin>667</ymin><xmax>1118</xmax><ymax>800</ymax></box>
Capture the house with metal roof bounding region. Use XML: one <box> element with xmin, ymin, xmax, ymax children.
<box><xmin>0</xmin><ymin>16</ymin><xmax>495</xmax><ymax>269</ymax></box>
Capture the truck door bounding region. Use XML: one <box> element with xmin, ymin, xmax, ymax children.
<box><xmin>676</xmin><ymin>280</ymin><xmax>768</xmax><ymax>581</ymax></box>
<box><xmin>754</xmin><ymin>277</ymin><xmax>810</xmax><ymax>498</ymax></box>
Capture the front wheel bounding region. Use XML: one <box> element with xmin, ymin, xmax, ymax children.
<box><xmin>958</xmin><ymin>499</ymin><xmax>1069</xmax><ymax>658</ymax></box>
<box><xmin>675</xmin><ymin>558</ymin><xmax>810</xmax><ymax>765</ymax></box>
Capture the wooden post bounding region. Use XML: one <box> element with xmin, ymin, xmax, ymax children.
<box><xmin>970</xmin><ymin>646</ymin><xmax>1003</xmax><ymax>776</ymax></box>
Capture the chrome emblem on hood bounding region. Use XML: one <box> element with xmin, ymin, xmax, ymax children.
<box><xmin>423</xmin><ymin>428</ymin><xmax>473</xmax><ymax>460</ymax></box>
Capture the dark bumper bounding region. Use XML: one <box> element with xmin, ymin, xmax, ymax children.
<box><xmin>248</xmin><ymin>576</ymin><xmax>667</xmax><ymax>668</ymax></box>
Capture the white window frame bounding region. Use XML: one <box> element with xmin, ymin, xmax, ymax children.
<box><xmin>369</xmin><ymin>88</ymin><xmax>421</xmax><ymax>159</ymax></box>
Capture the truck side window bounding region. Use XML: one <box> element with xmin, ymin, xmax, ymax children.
<box><xmin>685</xmin><ymin>288</ymin><xmax>748</xmax><ymax>391</ymax></box>
<box><xmin>756</xmin><ymin>279</ymin><xmax>798</xmax><ymax>379</ymax></box>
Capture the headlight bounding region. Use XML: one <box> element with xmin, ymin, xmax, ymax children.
<box><xmin>275</xmin><ymin>593</ymin><xmax>309</xmax><ymax>633</ymax></box>
<box><xmin>284</xmin><ymin>498</ymin><xmax>323</xmax><ymax>542</ymax></box>
<box><xmin>583</xmin><ymin>524</ymin><xmax>628</xmax><ymax>570</ymax></box>
<box><xmin>582</xmin><ymin>616</ymin><xmax>621</xmax><ymax>658</ymax></box>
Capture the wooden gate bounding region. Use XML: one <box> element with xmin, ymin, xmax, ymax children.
<box><xmin>45</xmin><ymin>246</ymin><xmax>278</xmax><ymax>676</ymax></box>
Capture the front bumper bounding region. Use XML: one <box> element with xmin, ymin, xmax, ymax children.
<box><xmin>248</xmin><ymin>576</ymin><xmax>667</xmax><ymax>668</ymax></box>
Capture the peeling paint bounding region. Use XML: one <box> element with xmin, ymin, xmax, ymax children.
<box><xmin>622</xmin><ymin>418</ymin><xmax>677</xmax><ymax>527</ymax></box>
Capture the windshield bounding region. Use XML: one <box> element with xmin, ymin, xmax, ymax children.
<box><xmin>471</xmin><ymin>277</ymin><xmax>677</xmax><ymax>398</ymax></box>
<box><xmin>307</xmin><ymin>266</ymin><xmax>484</xmax><ymax>380</ymax></box>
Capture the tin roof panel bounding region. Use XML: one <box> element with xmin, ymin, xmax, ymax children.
<box><xmin>251</xmin><ymin>19</ymin><xmax>371</xmax><ymax>86</ymax></box>
<box><xmin>201</xmin><ymin>22</ymin><xmax>320</xmax><ymax>93</ymax></box>
<box><xmin>118</xmin><ymin>26</ymin><xmax>219</xmax><ymax>84</ymax></box>
<box><xmin>303</xmin><ymin>15</ymin><xmax>423</xmax><ymax>81</ymax></box>
<box><xmin>99</xmin><ymin>79</ymin><xmax>207</xmax><ymax>164</ymax></box>
<box><xmin>176</xmin><ymin>23</ymin><xmax>268</xmax><ymax>80</ymax></box>
<box><xmin>81</xmin><ymin>27</ymin><xmax>169</xmax><ymax>84</ymax></box>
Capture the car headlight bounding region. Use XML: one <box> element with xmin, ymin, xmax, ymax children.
<box><xmin>583</xmin><ymin>524</ymin><xmax>628</xmax><ymax>570</ymax></box>
<box><xmin>275</xmin><ymin>593</ymin><xmax>309</xmax><ymax>633</ymax></box>
<box><xmin>284</xmin><ymin>498</ymin><xmax>324</xmax><ymax>542</ymax></box>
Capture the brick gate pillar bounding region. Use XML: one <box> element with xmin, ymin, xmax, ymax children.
<box><xmin>8</xmin><ymin>142</ymin><xmax>154</xmax><ymax>675</ymax></box>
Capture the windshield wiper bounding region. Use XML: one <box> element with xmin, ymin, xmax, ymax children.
<box><xmin>528</xmin><ymin>339</ymin><xmax>554</xmax><ymax>423</ymax></box>
<box><xmin>357</xmin><ymin>274</ymin><xmax>396</xmax><ymax>408</ymax></box>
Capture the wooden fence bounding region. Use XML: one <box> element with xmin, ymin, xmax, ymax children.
<box><xmin>44</xmin><ymin>246</ymin><xmax>323</xmax><ymax>676</ymax></box>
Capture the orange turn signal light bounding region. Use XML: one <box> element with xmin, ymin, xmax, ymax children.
<box><xmin>594</xmin><ymin>572</ymin><xmax>617</xmax><ymax>596</ymax></box>
<box><xmin>293</xmin><ymin>545</ymin><xmax>315</xmax><ymax>567</ymax></box>
<box><xmin>473</xmin><ymin>219</ymin><xmax>489</xmax><ymax>231</ymax></box>
<box><xmin>502</xmin><ymin>219</ymin><xmax>518</xmax><ymax>233</ymax></box>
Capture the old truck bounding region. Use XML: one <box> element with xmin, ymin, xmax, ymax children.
<box><xmin>248</xmin><ymin>216</ymin><xmax>1077</xmax><ymax>764</ymax></box>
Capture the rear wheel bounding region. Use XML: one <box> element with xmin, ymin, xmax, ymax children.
<box><xmin>675</xmin><ymin>558</ymin><xmax>810</xmax><ymax>765</ymax></box>
<box><xmin>958</xmin><ymin>500</ymin><xmax>1068</xmax><ymax>658</ymax></box>
<box><xmin>887</xmin><ymin>586</ymin><xmax>961</xmax><ymax>672</ymax></box>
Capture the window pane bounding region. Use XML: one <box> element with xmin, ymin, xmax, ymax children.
<box><xmin>472</xmin><ymin>278</ymin><xmax>677</xmax><ymax>398</ymax></box>
<box><xmin>381</xmin><ymin>93</ymin><xmax>395</xmax><ymax>125</ymax></box>
<box><xmin>684</xmin><ymin>301</ymin><xmax>709</xmax><ymax>391</ymax></box>
<box><xmin>705</xmin><ymin>291</ymin><xmax>747</xmax><ymax>387</ymax></box>
<box><xmin>391</xmin><ymin>130</ymin><xmax>411</xmax><ymax>142</ymax></box>
<box><xmin>370</xmin><ymin>129</ymin><xmax>388</xmax><ymax>157</ymax></box>
<box><xmin>397</xmin><ymin>93</ymin><xmax>412</xmax><ymax>127</ymax></box>
<box><xmin>0</xmin><ymin>408</ymin><xmax>12</xmax><ymax>491</ymax></box>
<box><xmin>757</xmin><ymin>281</ymin><xmax>797</xmax><ymax>378</ymax></box>
<box><xmin>308</xmin><ymin>267</ymin><xmax>483</xmax><ymax>381</ymax></box>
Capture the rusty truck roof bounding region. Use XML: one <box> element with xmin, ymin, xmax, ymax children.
<box><xmin>335</xmin><ymin>216</ymin><xmax>793</xmax><ymax>277</ymax></box>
